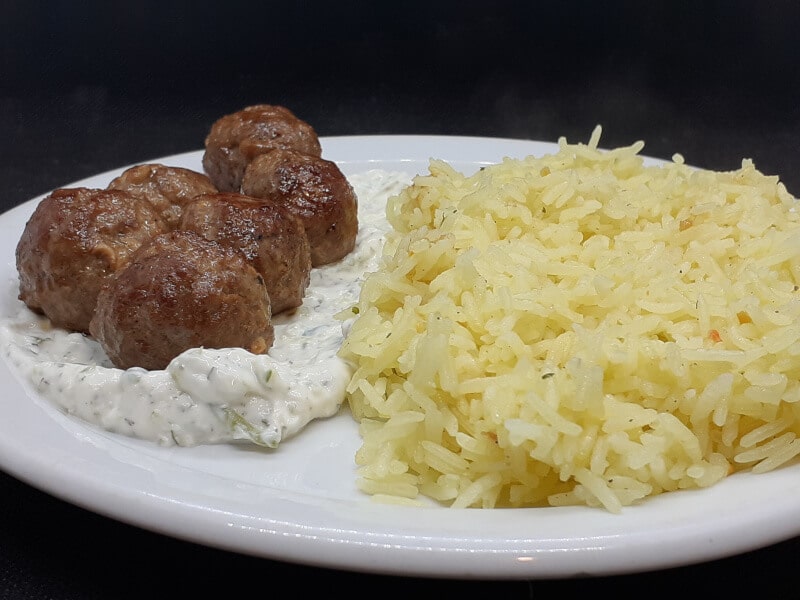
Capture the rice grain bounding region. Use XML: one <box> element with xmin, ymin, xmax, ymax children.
<box><xmin>340</xmin><ymin>127</ymin><xmax>800</xmax><ymax>512</ymax></box>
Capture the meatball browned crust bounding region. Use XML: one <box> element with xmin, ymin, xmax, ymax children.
<box><xmin>240</xmin><ymin>149</ymin><xmax>359</xmax><ymax>266</ymax></box>
<box><xmin>107</xmin><ymin>163</ymin><xmax>218</xmax><ymax>229</ymax></box>
<box><xmin>202</xmin><ymin>104</ymin><xmax>322</xmax><ymax>192</ymax></box>
<box><xmin>180</xmin><ymin>192</ymin><xmax>311</xmax><ymax>315</ymax></box>
<box><xmin>15</xmin><ymin>187</ymin><xmax>167</xmax><ymax>333</ymax></box>
<box><xmin>89</xmin><ymin>230</ymin><xmax>274</xmax><ymax>371</ymax></box>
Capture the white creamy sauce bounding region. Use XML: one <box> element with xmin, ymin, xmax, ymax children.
<box><xmin>0</xmin><ymin>170</ymin><xmax>411</xmax><ymax>448</ymax></box>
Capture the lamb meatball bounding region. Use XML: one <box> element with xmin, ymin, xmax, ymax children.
<box><xmin>89</xmin><ymin>230</ymin><xmax>274</xmax><ymax>371</ymax></box>
<box><xmin>202</xmin><ymin>104</ymin><xmax>322</xmax><ymax>192</ymax></box>
<box><xmin>240</xmin><ymin>149</ymin><xmax>358</xmax><ymax>266</ymax></box>
<box><xmin>107</xmin><ymin>163</ymin><xmax>218</xmax><ymax>229</ymax></box>
<box><xmin>180</xmin><ymin>192</ymin><xmax>311</xmax><ymax>315</ymax></box>
<box><xmin>15</xmin><ymin>187</ymin><xmax>167</xmax><ymax>333</ymax></box>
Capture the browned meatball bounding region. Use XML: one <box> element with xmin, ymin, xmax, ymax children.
<box><xmin>240</xmin><ymin>149</ymin><xmax>358</xmax><ymax>266</ymax></box>
<box><xmin>202</xmin><ymin>104</ymin><xmax>322</xmax><ymax>192</ymax></box>
<box><xmin>180</xmin><ymin>192</ymin><xmax>311</xmax><ymax>315</ymax></box>
<box><xmin>15</xmin><ymin>187</ymin><xmax>167</xmax><ymax>333</ymax></box>
<box><xmin>89</xmin><ymin>230</ymin><xmax>274</xmax><ymax>370</ymax></box>
<box><xmin>107</xmin><ymin>163</ymin><xmax>218</xmax><ymax>229</ymax></box>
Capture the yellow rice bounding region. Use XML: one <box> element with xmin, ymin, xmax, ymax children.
<box><xmin>338</xmin><ymin>126</ymin><xmax>800</xmax><ymax>512</ymax></box>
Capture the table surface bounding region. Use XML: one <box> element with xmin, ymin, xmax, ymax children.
<box><xmin>2</xmin><ymin>2</ymin><xmax>800</xmax><ymax>597</ymax></box>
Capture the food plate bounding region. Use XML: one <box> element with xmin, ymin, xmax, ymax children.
<box><xmin>1</xmin><ymin>135</ymin><xmax>800</xmax><ymax>580</ymax></box>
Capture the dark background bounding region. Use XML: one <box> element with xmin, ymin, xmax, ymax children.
<box><xmin>2</xmin><ymin>1</ymin><xmax>800</xmax><ymax>597</ymax></box>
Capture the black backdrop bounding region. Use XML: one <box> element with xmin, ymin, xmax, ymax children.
<box><xmin>4</xmin><ymin>1</ymin><xmax>799</xmax><ymax>204</ymax></box>
<box><xmin>2</xmin><ymin>1</ymin><xmax>800</xmax><ymax>598</ymax></box>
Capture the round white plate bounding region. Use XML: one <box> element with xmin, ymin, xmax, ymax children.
<box><xmin>1</xmin><ymin>135</ymin><xmax>799</xmax><ymax>580</ymax></box>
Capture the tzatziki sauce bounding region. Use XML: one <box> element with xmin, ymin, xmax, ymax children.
<box><xmin>0</xmin><ymin>170</ymin><xmax>411</xmax><ymax>448</ymax></box>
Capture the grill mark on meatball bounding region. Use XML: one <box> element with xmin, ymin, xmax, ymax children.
<box><xmin>180</xmin><ymin>192</ymin><xmax>312</xmax><ymax>316</ymax></box>
<box><xmin>15</xmin><ymin>187</ymin><xmax>167</xmax><ymax>333</ymax></box>
<box><xmin>89</xmin><ymin>231</ymin><xmax>275</xmax><ymax>370</ymax></box>
<box><xmin>241</xmin><ymin>149</ymin><xmax>359</xmax><ymax>267</ymax></box>
<box><xmin>107</xmin><ymin>163</ymin><xmax>218</xmax><ymax>230</ymax></box>
<box><xmin>202</xmin><ymin>104</ymin><xmax>322</xmax><ymax>193</ymax></box>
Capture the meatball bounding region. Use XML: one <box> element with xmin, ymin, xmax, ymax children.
<box><xmin>107</xmin><ymin>163</ymin><xmax>218</xmax><ymax>229</ymax></box>
<box><xmin>15</xmin><ymin>187</ymin><xmax>167</xmax><ymax>333</ymax></box>
<box><xmin>202</xmin><ymin>104</ymin><xmax>322</xmax><ymax>192</ymax></box>
<box><xmin>89</xmin><ymin>230</ymin><xmax>274</xmax><ymax>370</ymax></box>
<box><xmin>180</xmin><ymin>192</ymin><xmax>311</xmax><ymax>315</ymax></box>
<box><xmin>240</xmin><ymin>149</ymin><xmax>358</xmax><ymax>266</ymax></box>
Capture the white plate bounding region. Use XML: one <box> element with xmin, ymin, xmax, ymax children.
<box><xmin>1</xmin><ymin>135</ymin><xmax>799</xmax><ymax>580</ymax></box>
